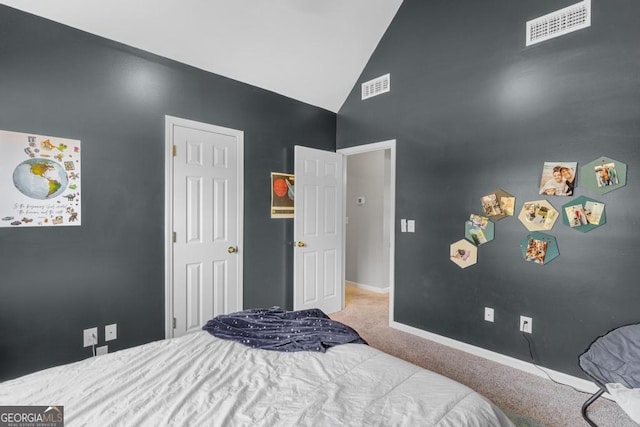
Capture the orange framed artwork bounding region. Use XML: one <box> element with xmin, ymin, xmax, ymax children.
<box><xmin>271</xmin><ymin>172</ymin><xmax>294</xmax><ymax>218</ymax></box>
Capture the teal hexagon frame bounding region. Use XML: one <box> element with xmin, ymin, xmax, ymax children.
<box><xmin>465</xmin><ymin>214</ymin><xmax>495</xmax><ymax>246</ymax></box>
<box><xmin>520</xmin><ymin>232</ymin><xmax>559</xmax><ymax>266</ymax></box>
<box><xmin>580</xmin><ymin>156</ymin><xmax>626</xmax><ymax>194</ymax></box>
<box><xmin>561</xmin><ymin>195</ymin><xmax>606</xmax><ymax>233</ymax></box>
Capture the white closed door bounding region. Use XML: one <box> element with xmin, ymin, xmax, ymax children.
<box><xmin>167</xmin><ymin>116</ymin><xmax>243</xmax><ymax>338</ymax></box>
<box><xmin>293</xmin><ymin>146</ymin><xmax>344</xmax><ymax>314</ymax></box>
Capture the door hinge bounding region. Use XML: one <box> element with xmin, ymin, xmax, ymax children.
<box><xmin>172</xmin><ymin>317</ymin><xmax>177</xmax><ymax>329</ymax></box>
<box><xmin>172</xmin><ymin>144</ymin><xmax>177</xmax><ymax>157</ymax></box>
<box><xmin>172</xmin><ymin>231</ymin><xmax>176</xmax><ymax>243</ymax></box>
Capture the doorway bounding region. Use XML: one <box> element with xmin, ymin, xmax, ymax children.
<box><xmin>338</xmin><ymin>140</ymin><xmax>396</xmax><ymax>324</ymax></box>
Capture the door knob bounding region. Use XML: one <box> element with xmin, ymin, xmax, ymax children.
<box><xmin>227</xmin><ymin>246</ymin><xmax>238</xmax><ymax>253</ymax></box>
<box><xmin>296</xmin><ymin>241</ymin><xmax>305</xmax><ymax>247</ymax></box>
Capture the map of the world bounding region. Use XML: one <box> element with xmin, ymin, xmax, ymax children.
<box><xmin>1</xmin><ymin>129</ymin><xmax>81</xmax><ymax>227</ymax></box>
<box><xmin>13</xmin><ymin>158</ymin><xmax>69</xmax><ymax>200</ymax></box>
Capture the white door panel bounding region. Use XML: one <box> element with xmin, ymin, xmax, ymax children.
<box><xmin>294</xmin><ymin>146</ymin><xmax>343</xmax><ymax>314</ymax></box>
<box><xmin>166</xmin><ymin>117</ymin><xmax>243</xmax><ymax>338</ymax></box>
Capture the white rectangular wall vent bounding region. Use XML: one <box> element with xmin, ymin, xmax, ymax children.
<box><xmin>526</xmin><ymin>0</ymin><xmax>591</xmax><ymax>46</ymax></box>
<box><xmin>361</xmin><ymin>73</ymin><xmax>390</xmax><ymax>100</ymax></box>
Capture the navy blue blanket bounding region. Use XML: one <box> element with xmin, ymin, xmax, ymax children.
<box><xmin>202</xmin><ymin>307</ymin><xmax>367</xmax><ymax>352</ymax></box>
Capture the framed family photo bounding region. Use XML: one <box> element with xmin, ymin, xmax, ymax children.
<box><xmin>538</xmin><ymin>162</ymin><xmax>577</xmax><ymax>196</ymax></box>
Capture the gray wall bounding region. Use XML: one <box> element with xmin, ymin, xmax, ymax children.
<box><xmin>345</xmin><ymin>150</ymin><xmax>390</xmax><ymax>290</ymax></box>
<box><xmin>0</xmin><ymin>6</ymin><xmax>335</xmax><ymax>380</ymax></box>
<box><xmin>337</xmin><ymin>0</ymin><xmax>640</xmax><ymax>378</ymax></box>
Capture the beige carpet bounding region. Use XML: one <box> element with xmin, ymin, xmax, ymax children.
<box><xmin>330</xmin><ymin>284</ymin><xmax>637</xmax><ymax>427</ymax></box>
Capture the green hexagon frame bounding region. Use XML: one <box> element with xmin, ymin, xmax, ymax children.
<box><xmin>520</xmin><ymin>232</ymin><xmax>559</xmax><ymax>266</ymax></box>
<box><xmin>580</xmin><ymin>156</ymin><xmax>626</xmax><ymax>194</ymax></box>
<box><xmin>561</xmin><ymin>195</ymin><xmax>606</xmax><ymax>233</ymax></box>
<box><xmin>465</xmin><ymin>214</ymin><xmax>495</xmax><ymax>246</ymax></box>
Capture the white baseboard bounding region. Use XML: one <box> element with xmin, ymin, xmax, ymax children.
<box><xmin>346</xmin><ymin>281</ymin><xmax>389</xmax><ymax>294</ymax></box>
<box><xmin>390</xmin><ymin>320</ymin><xmax>609</xmax><ymax>398</ymax></box>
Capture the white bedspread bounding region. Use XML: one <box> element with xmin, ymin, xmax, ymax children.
<box><xmin>0</xmin><ymin>332</ymin><xmax>513</xmax><ymax>426</ymax></box>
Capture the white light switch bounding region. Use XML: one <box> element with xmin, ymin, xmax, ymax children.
<box><xmin>105</xmin><ymin>323</ymin><xmax>117</xmax><ymax>341</ymax></box>
<box><xmin>407</xmin><ymin>220</ymin><xmax>415</xmax><ymax>233</ymax></box>
<box><xmin>401</xmin><ymin>219</ymin><xmax>407</xmax><ymax>232</ymax></box>
<box><xmin>485</xmin><ymin>307</ymin><xmax>494</xmax><ymax>322</ymax></box>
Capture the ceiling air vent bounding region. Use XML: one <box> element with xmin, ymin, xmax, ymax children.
<box><xmin>526</xmin><ymin>0</ymin><xmax>591</xmax><ymax>46</ymax></box>
<box><xmin>361</xmin><ymin>73</ymin><xmax>390</xmax><ymax>100</ymax></box>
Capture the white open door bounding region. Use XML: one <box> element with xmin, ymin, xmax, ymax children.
<box><xmin>293</xmin><ymin>146</ymin><xmax>344</xmax><ymax>314</ymax></box>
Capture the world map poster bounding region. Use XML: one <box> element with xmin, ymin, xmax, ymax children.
<box><xmin>0</xmin><ymin>129</ymin><xmax>81</xmax><ymax>228</ymax></box>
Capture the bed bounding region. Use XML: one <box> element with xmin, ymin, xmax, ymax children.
<box><xmin>0</xmin><ymin>317</ymin><xmax>514</xmax><ymax>426</ymax></box>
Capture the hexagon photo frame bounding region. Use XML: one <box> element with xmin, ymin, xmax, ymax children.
<box><xmin>464</xmin><ymin>214</ymin><xmax>495</xmax><ymax>246</ymax></box>
<box><xmin>520</xmin><ymin>232</ymin><xmax>559</xmax><ymax>266</ymax></box>
<box><xmin>518</xmin><ymin>200</ymin><xmax>559</xmax><ymax>231</ymax></box>
<box><xmin>562</xmin><ymin>195</ymin><xmax>606</xmax><ymax>233</ymax></box>
<box><xmin>450</xmin><ymin>239</ymin><xmax>477</xmax><ymax>269</ymax></box>
<box><xmin>580</xmin><ymin>156</ymin><xmax>627</xmax><ymax>194</ymax></box>
<box><xmin>480</xmin><ymin>189</ymin><xmax>515</xmax><ymax>221</ymax></box>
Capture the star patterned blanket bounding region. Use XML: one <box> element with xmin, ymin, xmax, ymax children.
<box><xmin>202</xmin><ymin>307</ymin><xmax>367</xmax><ymax>352</ymax></box>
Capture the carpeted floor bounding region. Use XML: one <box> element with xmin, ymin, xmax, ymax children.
<box><xmin>330</xmin><ymin>284</ymin><xmax>637</xmax><ymax>427</ymax></box>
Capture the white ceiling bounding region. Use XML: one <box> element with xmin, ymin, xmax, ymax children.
<box><xmin>1</xmin><ymin>0</ymin><xmax>403</xmax><ymax>112</ymax></box>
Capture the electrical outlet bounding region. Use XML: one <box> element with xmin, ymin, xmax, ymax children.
<box><xmin>83</xmin><ymin>327</ymin><xmax>98</xmax><ymax>347</ymax></box>
<box><xmin>520</xmin><ymin>316</ymin><xmax>533</xmax><ymax>334</ymax></box>
<box><xmin>96</xmin><ymin>345</ymin><xmax>109</xmax><ymax>356</ymax></box>
<box><xmin>484</xmin><ymin>307</ymin><xmax>494</xmax><ymax>322</ymax></box>
<box><xmin>105</xmin><ymin>323</ymin><xmax>117</xmax><ymax>341</ymax></box>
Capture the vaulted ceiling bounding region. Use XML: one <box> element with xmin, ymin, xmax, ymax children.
<box><xmin>1</xmin><ymin>0</ymin><xmax>403</xmax><ymax>112</ymax></box>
